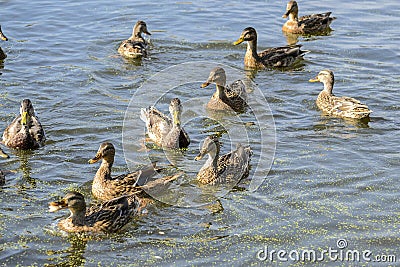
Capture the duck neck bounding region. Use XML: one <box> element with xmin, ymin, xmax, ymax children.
<box><xmin>246</xmin><ymin>38</ymin><xmax>260</xmax><ymax>62</ymax></box>
<box><xmin>289</xmin><ymin>11</ymin><xmax>298</xmax><ymax>22</ymax></box>
<box><xmin>96</xmin><ymin>157</ymin><xmax>113</xmax><ymax>181</ymax></box>
<box><xmin>204</xmin><ymin>149</ymin><xmax>219</xmax><ymax>171</ymax></box>
<box><xmin>215</xmin><ymin>84</ymin><xmax>229</xmax><ymax>101</ymax></box>
<box><xmin>322</xmin><ymin>80</ymin><xmax>334</xmax><ymax>95</ymax></box>
<box><xmin>69</xmin><ymin>207</ymin><xmax>86</xmax><ymax>226</ymax></box>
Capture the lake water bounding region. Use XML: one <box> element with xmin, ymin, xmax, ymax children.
<box><xmin>1</xmin><ymin>0</ymin><xmax>399</xmax><ymax>266</ymax></box>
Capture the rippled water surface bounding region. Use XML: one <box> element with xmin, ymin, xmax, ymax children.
<box><xmin>1</xmin><ymin>0</ymin><xmax>399</xmax><ymax>266</ymax></box>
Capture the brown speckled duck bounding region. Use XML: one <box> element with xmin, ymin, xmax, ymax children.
<box><xmin>49</xmin><ymin>191</ymin><xmax>140</xmax><ymax>233</ymax></box>
<box><xmin>309</xmin><ymin>70</ymin><xmax>372</xmax><ymax>119</ymax></box>
<box><xmin>233</xmin><ymin>27</ymin><xmax>309</xmax><ymax>68</ymax></box>
<box><xmin>140</xmin><ymin>98</ymin><xmax>190</xmax><ymax>149</ymax></box>
<box><xmin>201</xmin><ymin>67</ymin><xmax>247</xmax><ymax>113</ymax></box>
<box><xmin>195</xmin><ymin>136</ymin><xmax>252</xmax><ymax>185</ymax></box>
<box><xmin>0</xmin><ymin>25</ymin><xmax>8</xmax><ymax>60</ymax></box>
<box><xmin>282</xmin><ymin>1</ymin><xmax>336</xmax><ymax>34</ymax></box>
<box><xmin>2</xmin><ymin>99</ymin><xmax>45</xmax><ymax>150</ymax></box>
<box><xmin>118</xmin><ymin>20</ymin><xmax>151</xmax><ymax>58</ymax></box>
<box><xmin>89</xmin><ymin>142</ymin><xmax>181</xmax><ymax>201</ymax></box>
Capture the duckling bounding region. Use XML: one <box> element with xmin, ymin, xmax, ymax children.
<box><xmin>140</xmin><ymin>98</ymin><xmax>190</xmax><ymax>149</ymax></box>
<box><xmin>201</xmin><ymin>67</ymin><xmax>247</xmax><ymax>112</ymax></box>
<box><xmin>0</xmin><ymin>25</ymin><xmax>8</xmax><ymax>60</ymax></box>
<box><xmin>195</xmin><ymin>136</ymin><xmax>252</xmax><ymax>185</ymax></box>
<box><xmin>118</xmin><ymin>20</ymin><xmax>151</xmax><ymax>58</ymax></box>
<box><xmin>2</xmin><ymin>99</ymin><xmax>45</xmax><ymax>149</ymax></box>
<box><xmin>282</xmin><ymin>1</ymin><xmax>336</xmax><ymax>34</ymax></box>
<box><xmin>309</xmin><ymin>70</ymin><xmax>372</xmax><ymax>119</ymax></box>
<box><xmin>89</xmin><ymin>142</ymin><xmax>181</xmax><ymax>201</ymax></box>
<box><xmin>49</xmin><ymin>191</ymin><xmax>140</xmax><ymax>233</ymax></box>
<box><xmin>233</xmin><ymin>27</ymin><xmax>309</xmax><ymax>68</ymax></box>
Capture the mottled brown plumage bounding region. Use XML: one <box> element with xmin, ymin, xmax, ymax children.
<box><xmin>49</xmin><ymin>191</ymin><xmax>140</xmax><ymax>233</ymax></box>
<box><xmin>309</xmin><ymin>70</ymin><xmax>372</xmax><ymax>119</ymax></box>
<box><xmin>195</xmin><ymin>136</ymin><xmax>252</xmax><ymax>185</ymax></box>
<box><xmin>140</xmin><ymin>98</ymin><xmax>190</xmax><ymax>149</ymax></box>
<box><xmin>89</xmin><ymin>142</ymin><xmax>180</xmax><ymax>201</ymax></box>
<box><xmin>118</xmin><ymin>20</ymin><xmax>151</xmax><ymax>58</ymax></box>
<box><xmin>233</xmin><ymin>27</ymin><xmax>309</xmax><ymax>68</ymax></box>
<box><xmin>201</xmin><ymin>67</ymin><xmax>248</xmax><ymax>113</ymax></box>
<box><xmin>2</xmin><ymin>99</ymin><xmax>45</xmax><ymax>150</ymax></box>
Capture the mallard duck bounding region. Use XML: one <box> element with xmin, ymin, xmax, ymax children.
<box><xmin>201</xmin><ymin>67</ymin><xmax>248</xmax><ymax>112</ymax></box>
<box><xmin>195</xmin><ymin>136</ymin><xmax>252</xmax><ymax>185</ymax></box>
<box><xmin>0</xmin><ymin>25</ymin><xmax>8</xmax><ymax>60</ymax></box>
<box><xmin>49</xmin><ymin>191</ymin><xmax>140</xmax><ymax>233</ymax></box>
<box><xmin>309</xmin><ymin>70</ymin><xmax>372</xmax><ymax>119</ymax></box>
<box><xmin>140</xmin><ymin>98</ymin><xmax>190</xmax><ymax>149</ymax></box>
<box><xmin>233</xmin><ymin>27</ymin><xmax>309</xmax><ymax>68</ymax></box>
<box><xmin>2</xmin><ymin>99</ymin><xmax>45</xmax><ymax>149</ymax></box>
<box><xmin>89</xmin><ymin>142</ymin><xmax>181</xmax><ymax>201</ymax></box>
<box><xmin>118</xmin><ymin>20</ymin><xmax>151</xmax><ymax>59</ymax></box>
<box><xmin>282</xmin><ymin>1</ymin><xmax>336</xmax><ymax>34</ymax></box>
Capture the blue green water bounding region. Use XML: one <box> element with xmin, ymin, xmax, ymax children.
<box><xmin>1</xmin><ymin>0</ymin><xmax>399</xmax><ymax>266</ymax></box>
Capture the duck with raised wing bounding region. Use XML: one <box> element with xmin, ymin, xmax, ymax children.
<box><xmin>118</xmin><ymin>20</ymin><xmax>151</xmax><ymax>58</ymax></box>
<box><xmin>141</xmin><ymin>98</ymin><xmax>190</xmax><ymax>149</ymax></box>
<box><xmin>0</xmin><ymin>25</ymin><xmax>8</xmax><ymax>60</ymax></box>
<box><xmin>195</xmin><ymin>136</ymin><xmax>252</xmax><ymax>185</ymax></box>
<box><xmin>89</xmin><ymin>142</ymin><xmax>181</xmax><ymax>201</ymax></box>
<box><xmin>233</xmin><ymin>27</ymin><xmax>309</xmax><ymax>68</ymax></box>
<box><xmin>2</xmin><ymin>99</ymin><xmax>45</xmax><ymax>150</ymax></box>
<box><xmin>309</xmin><ymin>70</ymin><xmax>372</xmax><ymax>119</ymax></box>
<box><xmin>49</xmin><ymin>191</ymin><xmax>140</xmax><ymax>233</ymax></box>
<box><xmin>201</xmin><ymin>67</ymin><xmax>247</xmax><ymax>113</ymax></box>
<box><xmin>282</xmin><ymin>0</ymin><xmax>336</xmax><ymax>34</ymax></box>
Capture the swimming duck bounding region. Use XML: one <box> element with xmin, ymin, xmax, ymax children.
<box><xmin>49</xmin><ymin>191</ymin><xmax>140</xmax><ymax>233</ymax></box>
<box><xmin>140</xmin><ymin>98</ymin><xmax>190</xmax><ymax>149</ymax></box>
<box><xmin>282</xmin><ymin>1</ymin><xmax>336</xmax><ymax>34</ymax></box>
<box><xmin>195</xmin><ymin>136</ymin><xmax>252</xmax><ymax>185</ymax></box>
<box><xmin>233</xmin><ymin>27</ymin><xmax>309</xmax><ymax>68</ymax></box>
<box><xmin>2</xmin><ymin>99</ymin><xmax>45</xmax><ymax>149</ymax></box>
<box><xmin>309</xmin><ymin>70</ymin><xmax>372</xmax><ymax>119</ymax></box>
<box><xmin>118</xmin><ymin>20</ymin><xmax>151</xmax><ymax>58</ymax></box>
<box><xmin>0</xmin><ymin>25</ymin><xmax>8</xmax><ymax>60</ymax></box>
<box><xmin>89</xmin><ymin>142</ymin><xmax>180</xmax><ymax>201</ymax></box>
<box><xmin>201</xmin><ymin>67</ymin><xmax>247</xmax><ymax>113</ymax></box>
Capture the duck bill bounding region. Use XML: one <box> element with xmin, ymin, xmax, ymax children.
<box><xmin>0</xmin><ymin>27</ymin><xmax>8</xmax><ymax>41</ymax></box>
<box><xmin>233</xmin><ymin>37</ymin><xmax>244</xmax><ymax>45</ymax></box>
<box><xmin>200</xmin><ymin>82</ymin><xmax>210</xmax><ymax>88</ymax></box>
<box><xmin>282</xmin><ymin>10</ymin><xmax>290</xmax><ymax>18</ymax></box>
<box><xmin>88</xmin><ymin>153</ymin><xmax>102</xmax><ymax>164</ymax></box>
<box><xmin>144</xmin><ymin>29</ymin><xmax>151</xmax><ymax>35</ymax></box>
<box><xmin>21</xmin><ymin>111</ymin><xmax>30</xmax><ymax>125</ymax></box>
<box><xmin>194</xmin><ymin>150</ymin><xmax>207</xmax><ymax>161</ymax></box>
<box><xmin>0</xmin><ymin>149</ymin><xmax>9</xmax><ymax>158</ymax></box>
<box><xmin>309</xmin><ymin>77</ymin><xmax>319</xmax><ymax>82</ymax></box>
<box><xmin>49</xmin><ymin>199</ymin><xmax>68</xmax><ymax>212</ymax></box>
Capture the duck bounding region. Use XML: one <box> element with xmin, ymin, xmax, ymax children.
<box><xmin>89</xmin><ymin>142</ymin><xmax>181</xmax><ymax>201</ymax></box>
<box><xmin>282</xmin><ymin>1</ymin><xmax>336</xmax><ymax>34</ymax></box>
<box><xmin>118</xmin><ymin>20</ymin><xmax>151</xmax><ymax>59</ymax></box>
<box><xmin>49</xmin><ymin>191</ymin><xmax>140</xmax><ymax>233</ymax></box>
<box><xmin>195</xmin><ymin>136</ymin><xmax>252</xmax><ymax>185</ymax></box>
<box><xmin>2</xmin><ymin>99</ymin><xmax>45</xmax><ymax>150</ymax></box>
<box><xmin>140</xmin><ymin>98</ymin><xmax>190</xmax><ymax>149</ymax></box>
<box><xmin>309</xmin><ymin>70</ymin><xmax>372</xmax><ymax>119</ymax></box>
<box><xmin>233</xmin><ymin>27</ymin><xmax>309</xmax><ymax>68</ymax></box>
<box><xmin>0</xmin><ymin>25</ymin><xmax>8</xmax><ymax>60</ymax></box>
<box><xmin>201</xmin><ymin>67</ymin><xmax>247</xmax><ymax>113</ymax></box>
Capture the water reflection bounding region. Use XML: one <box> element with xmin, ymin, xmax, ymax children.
<box><xmin>282</xmin><ymin>28</ymin><xmax>334</xmax><ymax>45</ymax></box>
<box><xmin>14</xmin><ymin>150</ymin><xmax>36</xmax><ymax>191</ymax></box>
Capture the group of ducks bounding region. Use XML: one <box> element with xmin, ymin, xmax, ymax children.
<box><xmin>1</xmin><ymin>1</ymin><xmax>373</xmax><ymax>234</ymax></box>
